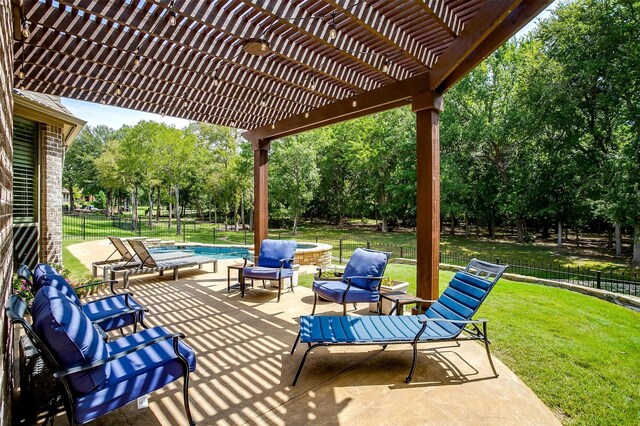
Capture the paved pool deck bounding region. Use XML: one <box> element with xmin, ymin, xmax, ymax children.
<box><xmin>51</xmin><ymin>239</ymin><xmax>561</xmax><ymax>425</ymax></box>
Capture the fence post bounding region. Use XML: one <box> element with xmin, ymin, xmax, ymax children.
<box><xmin>278</xmin><ymin>230</ymin><xmax>281</xmax><ymax>240</ymax></box>
<box><xmin>400</xmin><ymin>246</ymin><xmax>404</xmax><ymax>258</ymax></box>
<box><xmin>596</xmin><ymin>270</ymin><xmax>601</xmax><ymax>289</ymax></box>
<box><xmin>339</xmin><ymin>239</ymin><xmax>343</xmax><ymax>263</ymax></box>
<box><xmin>244</xmin><ymin>227</ymin><xmax>247</xmax><ymax>245</ymax></box>
<box><xmin>138</xmin><ymin>219</ymin><xmax>142</xmax><ymax>237</ymax></box>
<box><xmin>82</xmin><ymin>215</ymin><xmax>86</xmax><ymax>240</ymax></box>
<box><xmin>496</xmin><ymin>258</ymin><xmax>500</xmax><ymax>265</ymax></box>
<box><xmin>315</xmin><ymin>236</ymin><xmax>318</xmax><ymax>243</ymax></box>
<box><xmin>213</xmin><ymin>227</ymin><xmax>216</xmax><ymax>244</ymax></box>
<box><xmin>183</xmin><ymin>223</ymin><xmax>186</xmax><ymax>243</ymax></box>
<box><xmin>366</xmin><ymin>241</ymin><xmax>370</xmax><ymax>250</ymax></box>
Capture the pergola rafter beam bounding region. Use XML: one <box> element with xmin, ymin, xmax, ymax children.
<box><xmin>244</xmin><ymin>72</ymin><xmax>430</xmax><ymax>140</ymax></box>
<box><xmin>52</xmin><ymin>0</ymin><xmax>376</xmax><ymax>95</ymax></box>
<box><xmin>152</xmin><ymin>0</ymin><xmax>393</xmax><ymax>95</ymax></box>
<box><xmin>239</xmin><ymin>0</ymin><xmax>413</xmax><ymax>84</ymax></box>
<box><xmin>19</xmin><ymin>26</ymin><xmax>306</xmax><ymax>120</ymax></box>
<box><xmin>327</xmin><ymin>0</ymin><xmax>435</xmax><ymax>69</ymax></box>
<box><xmin>419</xmin><ymin>0</ymin><xmax>464</xmax><ymax>37</ymax></box>
<box><xmin>25</xmin><ymin>79</ymin><xmax>256</xmax><ymax>129</ymax></box>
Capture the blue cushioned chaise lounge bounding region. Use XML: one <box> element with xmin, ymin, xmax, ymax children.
<box><xmin>291</xmin><ymin>258</ymin><xmax>507</xmax><ymax>385</ymax></box>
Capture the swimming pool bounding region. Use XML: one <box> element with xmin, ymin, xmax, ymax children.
<box><xmin>150</xmin><ymin>245</ymin><xmax>249</xmax><ymax>259</ymax></box>
<box><xmin>150</xmin><ymin>242</ymin><xmax>333</xmax><ymax>266</ymax></box>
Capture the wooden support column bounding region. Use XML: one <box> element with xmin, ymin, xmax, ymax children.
<box><xmin>413</xmin><ymin>92</ymin><xmax>443</xmax><ymax>305</ymax></box>
<box><xmin>252</xmin><ymin>139</ymin><xmax>270</xmax><ymax>256</ymax></box>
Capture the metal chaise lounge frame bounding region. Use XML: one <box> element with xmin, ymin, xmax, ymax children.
<box><xmin>290</xmin><ymin>258</ymin><xmax>507</xmax><ymax>385</ymax></box>
<box><xmin>92</xmin><ymin>236</ymin><xmax>193</xmax><ymax>279</ymax></box>
<box><xmin>110</xmin><ymin>239</ymin><xmax>218</xmax><ymax>288</ymax></box>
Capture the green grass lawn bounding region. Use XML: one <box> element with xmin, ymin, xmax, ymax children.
<box><xmin>298</xmin><ymin>266</ymin><xmax>640</xmax><ymax>425</ymax></box>
<box><xmin>62</xmin><ymin>240</ymin><xmax>92</xmax><ymax>280</ymax></box>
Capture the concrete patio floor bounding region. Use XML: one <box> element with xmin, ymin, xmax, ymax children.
<box><xmin>54</xmin><ymin>240</ymin><xmax>560</xmax><ymax>425</ymax></box>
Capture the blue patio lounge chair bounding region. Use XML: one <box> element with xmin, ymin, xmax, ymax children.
<box><xmin>111</xmin><ymin>239</ymin><xmax>219</xmax><ymax>288</ymax></box>
<box><xmin>21</xmin><ymin>263</ymin><xmax>148</xmax><ymax>333</ymax></box>
<box><xmin>92</xmin><ymin>236</ymin><xmax>195</xmax><ymax>279</ymax></box>
<box><xmin>242</xmin><ymin>239</ymin><xmax>297</xmax><ymax>302</ymax></box>
<box><xmin>6</xmin><ymin>288</ymin><xmax>197</xmax><ymax>425</ymax></box>
<box><xmin>291</xmin><ymin>259</ymin><xmax>507</xmax><ymax>385</ymax></box>
<box><xmin>311</xmin><ymin>248</ymin><xmax>390</xmax><ymax>315</ymax></box>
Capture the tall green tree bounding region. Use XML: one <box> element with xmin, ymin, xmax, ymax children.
<box><xmin>269</xmin><ymin>135</ymin><xmax>319</xmax><ymax>235</ymax></box>
<box><xmin>63</xmin><ymin>125</ymin><xmax>113</xmax><ymax>211</ymax></box>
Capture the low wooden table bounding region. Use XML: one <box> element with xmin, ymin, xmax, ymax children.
<box><xmin>380</xmin><ymin>291</ymin><xmax>426</xmax><ymax>316</ymax></box>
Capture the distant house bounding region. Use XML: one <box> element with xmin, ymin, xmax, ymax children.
<box><xmin>12</xmin><ymin>89</ymin><xmax>85</xmax><ymax>267</ymax></box>
<box><xmin>62</xmin><ymin>187</ymin><xmax>70</xmax><ymax>204</ymax></box>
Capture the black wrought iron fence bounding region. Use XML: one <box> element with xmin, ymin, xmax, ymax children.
<box><xmin>63</xmin><ymin>215</ymin><xmax>640</xmax><ymax>297</ymax></box>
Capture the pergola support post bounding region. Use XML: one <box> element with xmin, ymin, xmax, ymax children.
<box><xmin>252</xmin><ymin>139</ymin><xmax>270</xmax><ymax>256</ymax></box>
<box><xmin>413</xmin><ymin>91</ymin><xmax>443</xmax><ymax>307</ymax></box>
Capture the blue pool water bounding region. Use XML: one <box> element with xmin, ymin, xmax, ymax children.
<box><xmin>150</xmin><ymin>245</ymin><xmax>249</xmax><ymax>259</ymax></box>
<box><xmin>150</xmin><ymin>243</ymin><xmax>318</xmax><ymax>259</ymax></box>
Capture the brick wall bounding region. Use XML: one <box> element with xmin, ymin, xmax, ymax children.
<box><xmin>40</xmin><ymin>124</ymin><xmax>63</xmax><ymax>264</ymax></box>
<box><xmin>0</xmin><ymin>1</ymin><xmax>14</xmax><ymax>425</ymax></box>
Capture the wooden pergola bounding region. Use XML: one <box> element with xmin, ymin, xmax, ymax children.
<box><xmin>13</xmin><ymin>0</ymin><xmax>550</xmax><ymax>300</ymax></box>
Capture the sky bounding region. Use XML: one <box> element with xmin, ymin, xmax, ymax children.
<box><xmin>61</xmin><ymin>2</ymin><xmax>557</xmax><ymax>130</ymax></box>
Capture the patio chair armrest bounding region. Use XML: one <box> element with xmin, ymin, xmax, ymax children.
<box><xmin>315</xmin><ymin>265</ymin><xmax>344</xmax><ymax>281</ymax></box>
<box><xmin>54</xmin><ymin>333</ymin><xmax>185</xmax><ymax>378</ymax></box>
<box><xmin>243</xmin><ymin>256</ymin><xmax>258</xmax><ymax>267</ymax></box>
<box><xmin>90</xmin><ymin>307</ymin><xmax>140</xmax><ymax>324</ymax></box>
<box><xmin>86</xmin><ymin>292</ymin><xmax>149</xmax><ymax>312</ymax></box>
<box><xmin>278</xmin><ymin>257</ymin><xmax>296</xmax><ymax>268</ymax></box>
<box><xmin>417</xmin><ymin>318</ymin><xmax>488</xmax><ymax>325</ymax></box>
<box><xmin>75</xmin><ymin>280</ymin><xmax>119</xmax><ymax>294</ymax></box>
<box><xmin>345</xmin><ymin>276</ymin><xmax>387</xmax><ymax>283</ymax></box>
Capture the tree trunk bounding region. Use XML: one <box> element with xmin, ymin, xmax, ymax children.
<box><xmin>633</xmin><ymin>222</ymin><xmax>640</xmax><ymax>266</ymax></box>
<box><xmin>557</xmin><ymin>222</ymin><xmax>563</xmax><ymax>247</ymax></box>
<box><xmin>241</xmin><ymin>195</ymin><xmax>245</xmax><ymax>230</ymax></box>
<box><xmin>175</xmin><ymin>186</ymin><xmax>181</xmax><ymax>236</ymax></box>
<box><xmin>132</xmin><ymin>187</ymin><xmax>139</xmax><ymax>230</ymax></box>
<box><xmin>576</xmin><ymin>228</ymin><xmax>580</xmax><ymax>247</ymax></box>
<box><xmin>542</xmin><ymin>219</ymin><xmax>550</xmax><ymax>239</ymax></box>
<box><xmin>148</xmin><ymin>189</ymin><xmax>153</xmax><ymax>227</ymax></box>
<box><xmin>105</xmin><ymin>190</ymin><xmax>111</xmax><ymax>217</ymax></box>
<box><xmin>449</xmin><ymin>211</ymin><xmax>455</xmax><ymax>236</ymax></box>
<box><xmin>615</xmin><ymin>223</ymin><xmax>622</xmax><ymax>256</ymax></box>
<box><xmin>168</xmin><ymin>203</ymin><xmax>172</xmax><ymax>228</ymax></box>
<box><xmin>464</xmin><ymin>213</ymin><xmax>469</xmax><ymax>237</ymax></box>
<box><xmin>156</xmin><ymin>188</ymin><xmax>161</xmax><ymax>222</ymax></box>
<box><xmin>234</xmin><ymin>206</ymin><xmax>239</xmax><ymax>231</ymax></box>
<box><xmin>381</xmin><ymin>217</ymin><xmax>388</xmax><ymax>233</ymax></box>
<box><xmin>475</xmin><ymin>216</ymin><xmax>481</xmax><ymax>238</ymax></box>
<box><xmin>68</xmin><ymin>185</ymin><xmax>75</xmax><ymax>212</ymax></box>
<box><xmin>516</xmin><ymin>219</ymin><xmax>525</xmax><ymax>243</ymax></box>
<box><xmin>292</xmin><ymin>216</ymin><xmax>298</xmax><ymax>236</ymax></box>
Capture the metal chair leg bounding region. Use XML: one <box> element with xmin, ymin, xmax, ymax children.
<box><xmin>311</xmin><ymin>293</ymin><xmax>318</xmax><ymax>315</ymax></box>
<box><xmin>292</xmin><ymin>343</ymin><xmax>322</xmax><ymax>386</ymax></box>
<box><xmin>483</xmin><ymin>323</ymin><xmax>499</xmax><ymax>377</ymax></box>
<box><xmin>174</xmin><ymin>339</ymin><xmax>196</xmax><ymax>426</ymax></box>
<box><xmin>277</xmin><ymin>279</ymin><xmax>282</xmax><ymax>302</ymax></box>
<box><xmin>405</xmin><ymin>342</ymin><xmax>419</xmax><ymax>383</ymax></box>
<box><xmin>342</xmin><ymin>303</ymin><xmax>347</xmax><ymax>316</ymax></box>
<box><xmin>290</xmin><ymin>331</ymin><xmax>301</xmax><ymax>354</ymax></box>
